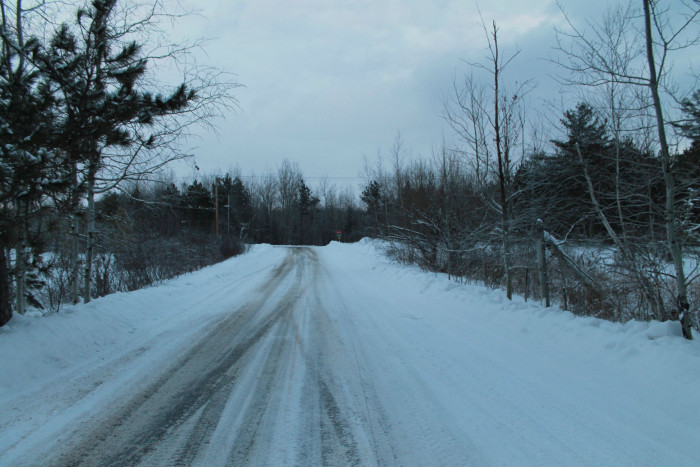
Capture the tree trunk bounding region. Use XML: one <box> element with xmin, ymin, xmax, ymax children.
<box><xmin>503</xmin><ymin>224</ymin><xmax>513</xmax><ymax>300</ymax></box>
<box><xmin>536</xmin><ymin>219</ymin><xmax>550</xmax><ymax>307</ymax></box>
<box><xmin>14</xmin><ymin>201</ymin><xmax>26</xmax><ymax>315</ymax></box>
<box><xmin>643</xmin><ymin>0</ymin><xmax>692</xmax><ymax>339</ymax></box>
<box><xmin>84</xmin><ymin>177</ymin><xmax>96</xmax><ymax>303</ymax></box>
<box><xmin>70</xmin><ymin>211</ymin><xmax>81</xmax><ymax>305</ymax></box>
<box><xmin>0</xmin><ymin>247</ymin><xmax>12</xmax><ymax>326</ymax></box>
<box><xmin>14</xmin><ymin>245</ymin><xmax>26</xmax><ymax>315</ymax></box>
<box><xmin>299</xmin><ymin>210</ymin><xmax>304</xmax><ymax>245</ymax></box>
<box><xmin>491</xmin><ymin>21</ymin><xmax>513</xmax><ymax>300</ymax></box>
<box><xmin>69</xmin><ymin>163</ymin><xmax>81</xmax><ymax>305</ymax></box>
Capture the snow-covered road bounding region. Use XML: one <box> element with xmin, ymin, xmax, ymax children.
<box><xmin>1</xmin><ymin>241</ymin><xmax>699</xmax><ymax>466</ymax></box>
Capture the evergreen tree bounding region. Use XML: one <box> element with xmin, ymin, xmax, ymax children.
<box><xmin>518</xmin><ymin>103</ymin><xmax>658</xmax><ymax>239</ymax></box>
<box><xmin>674</xmin><ymin>89</ymin><xmax>700</xmax><ymax>240</ymax></box>
<box><xmin>215</xmin><ymin>174</ymin><xmax>252</xmax><ymax>239</ymax></box>
<box><xmin>296</xmin><ymin>180</ymin><xmax>319</xmax><ymax>244</ymax></box>
<box><xmin>361</xmin><ymin>180</ymin><xmax>383</xmax><ymax>232</ymax></box>
<box><xmin>676</xmin><ymin>89</ymin><xmax>700</xmax><ymax>144</ymax></box>
<box><xmin>36</xmin><ymin>0</ymin><xmax>197</xmax><ymax>302</ymax></box>
<box><xmin>0</xmin><ymin>0</ymin><xmax>68</xmax><ymax>321</ymax></box>
<box><xmin>230</xmin><ymin>176</ymin><xmax>253</xmax><ymax>237</ymax></box>
<box><xmin>183</xmin><ymin>180</ymin><xmax>213</xmax><ymax>232</ymax></box>
<box><xmin>551</xmin><ymin>102</ymin><xmax>612</xmax><ymax>237</ymax></box>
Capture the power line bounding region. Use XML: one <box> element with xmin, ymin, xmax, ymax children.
<box><xmin>167</xmin><ymin>175</ymin><xmax>364</xmax><ymax>183</ymax></box>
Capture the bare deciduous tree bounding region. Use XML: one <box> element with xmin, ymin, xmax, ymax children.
<box><xmin>444</xmin><ymin>19</ymin><xmax>530</xmax><ymax>300</ymax></box>
<box><xmin>554</xmin><ymin>0</ymin><xmax>700</xmax><ymax>338</ymax></box>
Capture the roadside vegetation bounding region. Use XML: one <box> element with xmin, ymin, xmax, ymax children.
<box><xmin>0</xmin><ymin>0</ymin><xmax>236</xmax><ymax>321</ymax></box>
<box><xmin>359</xmin><ymin>2</ymin><xmax>700</xmax><ymax>339</ymax></box>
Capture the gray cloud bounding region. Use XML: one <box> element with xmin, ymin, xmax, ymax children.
<box><xmin>165</xmin><ymin>0</ymin><xmax>636</xmax><ymax>182</ymax></box>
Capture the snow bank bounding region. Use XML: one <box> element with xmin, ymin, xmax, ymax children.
<box><xmin>323</xmin><ymin>238</ymin><xmax>700</xmax><ymax>465</ymax></box>
<box><xmin>326</xmin><ymin>239</ymin><xmax>700</xmax><ymax>406</ymax></box>
<box><xmin>0</xmin><ymin>244</ymin><xmax>280</xmax><ymax>396</ymax></box>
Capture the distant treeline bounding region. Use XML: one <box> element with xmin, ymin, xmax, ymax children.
<box><xmin>24</xmin><ymin>160</ymin><xmax>363</xmax><ymax>313</ymax></box>
<box><xmin>97</xmin><ymin>161</ymin><xmax>364</xmax><ymax>249</ymax></box>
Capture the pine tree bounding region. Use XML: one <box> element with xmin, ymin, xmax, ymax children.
<box><xmin>675</xmin><ymin>89</ymin><xmax>700</xmax><ymax>244</ymax></box>
<box><xmin>37</xmin><ymin>0</ymin><xmax>197</xmax><ymax>303</ymax></box>
<box><xmin>550</xmin><ymin>103</ymin><xmax>612</xmax><ymax>237</ymax></box>
<box><xmin>183</xmin><ymin>180</ymin><xmax>213</xmax><ymax>232</ymax></box>
<box><xmin>0</xmin><ymin>0</ymin><xmax>68</xmax><ymax>323</ymax></box>
<box><xmin>296</xmin><ymin>180</ymin><xmax>319</xmax><ymax>244</ymax></box>
<box><xmin>361</xmin><ymin>180</ymin><xmax>383</xmax><ymax>232</ymax></box>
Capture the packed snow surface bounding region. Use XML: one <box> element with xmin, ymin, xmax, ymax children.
<box><xmin>1</xmin><ymin>240</ymin><xmax>699</xmax><ymax>466</ymax></box>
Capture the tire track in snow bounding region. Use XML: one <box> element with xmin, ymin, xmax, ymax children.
<box><xmin>312</xmin><ymin>258</ymin><xmax>401</xmax><ymax>467</ymax></box>
<box><xmin>51</xmin><ymin>248</ymin><xmax>305</xmax><ymax>466</ymax></box>
<box><xmin>217</xmin><ymin>247</ymin><xmax>364</xmax><ymax>466</ymax></box>
<box><xmin>290</xmin><ymin>256</ymin><xmax>386</xmax><ymax>467</ymax></box>
<box><xmin>45</xmin><ymin>246</ymin><xmax>399</xmax><ymax>466</ymax></box>
<box><xmin>0</xmin><ymin>258</ymin><xmax>273</xmax><ymax>460</ymax></box>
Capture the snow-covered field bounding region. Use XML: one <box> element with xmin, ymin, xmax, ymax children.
<box><xmin>1</xmin><ymin>239</ymin><xmax>699</xmax><ymax>466</ymax></box>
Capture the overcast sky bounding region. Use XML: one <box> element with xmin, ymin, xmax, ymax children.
<box><xmin>162</xmin><ymin>0</ymin><xmax>686</xmax><ymax>187</ymax></box>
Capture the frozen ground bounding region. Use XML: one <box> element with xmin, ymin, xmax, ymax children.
<box><xmin>0</xmin><ymin>240</ymin><xmax>699</xmax><ymax>466</ymax></box>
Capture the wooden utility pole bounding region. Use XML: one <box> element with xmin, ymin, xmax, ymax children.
<box><xmin>215</xmin><ymin>182</ymin><xmax>219</xmax><ymax>238</ymax></box>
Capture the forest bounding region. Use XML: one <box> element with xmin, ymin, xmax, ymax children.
<box><xmin>2</xmin><ymin>0</ymin><xmax>700</xmax><ymax>339</ymax></box>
